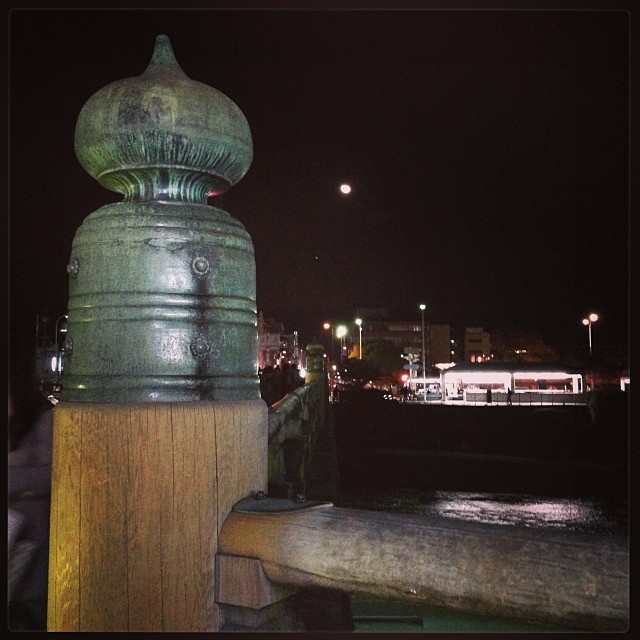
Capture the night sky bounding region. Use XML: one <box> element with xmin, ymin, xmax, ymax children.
<box><xmin>8</xmin><ymin>6</ymin><xmax>630</xmax><ymax>381</ymax></box>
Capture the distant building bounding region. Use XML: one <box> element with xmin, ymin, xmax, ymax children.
<box><xmin>280</xmin><ymin>331</ymin><xmax>301</xmax><ymax>368</ymax></box>
<box><xmin>440</xmin><ymin>361</ymin><xmax>587</xmax><ymax>405</ymax></box>
<box><xmin>406</xmin><ymin>361</ymin><xmax>588</xmax><ymax>405</ymax></box>
<box><xmin>463</xmin><ymin>327</ymin><xmax>491</xmax><ymax>363</ymax></box>
<box><xmin>354</xmin><ymin>309</ymin><xmax>496</xmax><ymax>367</ymax></box>
<box><xmin>257</xmin><ymin>312</ymin><xmax>284</xmax><ymax>369</ymax></box>
<box><xmin>257</xmin><ymin>311</ymin><xmax>302</xmax><ymax>370</ymax></box>
<box><xmin>354</xmin><ymin>308</ymin><xmax>451</xmax><ymax>368</ymax></box>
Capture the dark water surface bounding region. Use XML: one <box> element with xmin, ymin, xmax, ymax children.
<box><xmin>328</xmin><ymin>395</ymin><xmax>629</xmax><ymax>632</ymax></box>
<box><xmin>334</xmin><ymin>488</ymin><xmax>628</xmax><ymax>535</ymax></box>
<box><xmin>332</xmin><ymin>394</ymin><xmax>629</xmax><ymax>536</ymax></box>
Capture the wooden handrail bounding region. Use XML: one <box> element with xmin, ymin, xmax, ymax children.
<box><xmin>219</xmin><ymin>504</ymin><xmax>629</xmax><ymax>632</ymax></box>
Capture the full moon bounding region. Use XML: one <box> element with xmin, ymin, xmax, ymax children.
<box><xmin>339</xmin><ymin>184</ymin><xmax>352</xmax><ymax>194</ymax></box>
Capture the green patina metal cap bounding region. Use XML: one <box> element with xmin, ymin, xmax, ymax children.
<box><xmin>74</xmin><ymin>34</ymin><xmax>253</xmax><ymax>202</ymax></box>
<box><xmin>305</xmin><ymin>341</ymin><xmax>325</xmax><ymax>375</ymax></box>
<box><xmin>61</xmin><ymin>36</ymin><xmax>259</xmax><ymax>402</ymax></box>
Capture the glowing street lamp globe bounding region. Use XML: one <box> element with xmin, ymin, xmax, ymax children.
<box><xmin>582</xmin><ymin>313</ymin><xmax>599</xmax><ymax>357</ymax></box>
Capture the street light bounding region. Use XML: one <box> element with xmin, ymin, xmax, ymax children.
<box><xmin>336</xmin><ymin>325</ymin><xmax>347</xmax><ymax>360</ymax></box>
<box><xmin>582</xmin><ymin>313</ymin><xmax>599</xmax><ymax>357</ymax></box>
<box><xmin>419</xmin><ymin>304</ymin><xmax>426</xmax><ymax>385</ymax></box>
<box><xmin>355</xmin><ymin>318</ymin><xmax>362</xmax><ymax>359</ymax></box>
<box><xmin>323</xmin><ymin>322</ymin><xmax>335</xmax><ymax>363</ymax></box>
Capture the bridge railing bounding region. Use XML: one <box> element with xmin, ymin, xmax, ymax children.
<box><xmin>266</xmin><ymin>380</ymin><xmax>326</xmax><ymax>501</ymax></box>
<box><xmin>218</xmin><ymin>377</ymin><xmax>628</xmax><ymax>634</ymax></box>
<box><xmin>218</xmin><ymin>502</ymin><xmax>629</xmax><ymax>633</ymax></box>
<box><xmin>48</xmin><ymin>36</ymin><xmax>628</xmax><ymax>634</ymax></box>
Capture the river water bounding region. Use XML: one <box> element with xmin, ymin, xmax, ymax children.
<box><xmin>333</xmin><ymin>487</ymin><xmax>628</xmax><ymax>535</ymax></box>
<box><xmin>331</xmin><ymin>397</ymin><xmax>629</xmax><ymax>536</ymax></box>
<box><xmin>328</xmin><ymin>398</ymin><xmax>629</xmax><ymax>632</ymax></box>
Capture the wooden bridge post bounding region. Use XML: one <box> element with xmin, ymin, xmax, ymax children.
<box><xmin>304</xmin><ymin>340</ymin><xmax>340</xmax><ymax>500</ymax></box>
<box><xmin>48</xmin><ymin>35</ymin><xmax>265</xmax><ymax>632</ymax></box>
<box><xmin>49</xmin><ymin>402</ymin><xmax>266</xmax><ymax>631</ymax></box>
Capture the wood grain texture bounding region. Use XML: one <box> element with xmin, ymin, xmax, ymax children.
<box><xmin>216</xmin><ymin>554</ymin><xmax>292</xmax><ymax>609</ymax></box>
<box><xmin>48</xmin><ymin>402</ymin><xmax>82</xmax><ymax>630</ymax></box>
<box><xmin>219</xmin><ymin>506</ymin><xmax>629</xmax><ymax>632</ymax></box>
<box><xmin>48</xmin><ymin>400</ymin><xmax>267</xmax><ymax>632</ymax></box>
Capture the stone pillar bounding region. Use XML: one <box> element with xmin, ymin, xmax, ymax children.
<box><xmin>48</xmin><ymin>35</ymin><xmax>266</xmax><ymax>631</ymax></box>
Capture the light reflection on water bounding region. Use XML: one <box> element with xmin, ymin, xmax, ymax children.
<box><xmin>425</xmin><ymin>493</ymin><xmax>616</xmax><ymax>531</ymax></box>
<box><xmin>336</xmin><ymin>490</ymin><xmax>628</xmax><ymax>535</ymax></box>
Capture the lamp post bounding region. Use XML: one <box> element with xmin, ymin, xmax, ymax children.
<box><xmin>419</xmin><ymin>304</ymin><xmax>426</xmax><ymax>388</ymax></box>
<box><xmin>355</xmin><ymin>318</ymin><xmax>362</xmax><ymax>359</ymax></box>
<box><xmin>323</xmin><ymin>322</ymin><xmax>335</xmax><ymax>363</ymax></box>
<box><xmin>336</xmin><ymin>325</ymin><xmax>347</xmax><ymax>361</ymax></box>
<box><xmin>582</xmin><ymin>313</ymin><xmax>598</xmax><ymax>358</ymax></box>
<box><xmin>582</xmin><ymin>313</ymin><xmax>598</xmax><ymax>392</ymax></box>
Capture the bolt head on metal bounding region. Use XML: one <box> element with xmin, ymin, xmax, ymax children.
<box><xmin>192</xmin><ymin>256</ymin><xmax>210</xmax><ymax>274</ymax></box>
<box><xmin>190</xmin><ymin>336</ymin><xmax>211</xmax><ymax>358</ymax></box>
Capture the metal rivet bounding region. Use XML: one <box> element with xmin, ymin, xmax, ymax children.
<box><xmin>190</xmin><ymin>336</ymin><xmax>211</xmax><ymax>357</ymax></box>
<box><xmin>67</xmin><ymin>258</ymin><xmax>79</xmax><ymax>275</ymax></box>
<box><xmin>192</xmin><ymin>256</ymin><xmax>210</xmax><ymax>275</ymax></box>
